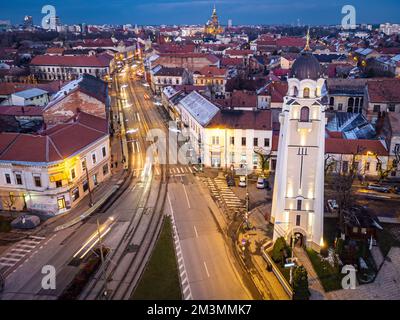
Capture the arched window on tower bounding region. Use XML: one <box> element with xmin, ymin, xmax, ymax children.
<box><xmin>303</xmin><ymin>87</ymin><xmax>310</xmax><ymax>98</ymax></box>
<box><xmin>292</xmin><ymin>86</ymin><xmax>299</xmax><ymax>97</ymax></box>
<box><xmin>300</xmin><ymin>107</ymin><xmax>310</xmax><ymax>122</ymax></box>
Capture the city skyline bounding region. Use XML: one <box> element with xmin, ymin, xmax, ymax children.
<box><xmin>1</xmin><ymin>0</ymin><xmax>400</xmax><ymax>26</ymax></box>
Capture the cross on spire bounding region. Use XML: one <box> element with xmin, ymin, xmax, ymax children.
<box><xmin>304</xmin><ymin>27</ymin><xmax>311</xmax><ymax>52</ymax></box>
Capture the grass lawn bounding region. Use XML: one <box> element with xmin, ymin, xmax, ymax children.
<box><xmin>377</xmin><ymin>223</ymin><xmax>400</xmax><ymax>257</ymax></box>
<box><xmin>0</xmin><ymin>216</ymin><xmax>12</xmax><ymax>233</ymax></box>
<box><xmin>131</xmin><ymin>217</ymin><xmax>182</xmax><ymax>300</ymax></box>
<box><xmin>306</xmin><ymin>248</ymin><xmax>343</xmax><ymax>292</ymax></box>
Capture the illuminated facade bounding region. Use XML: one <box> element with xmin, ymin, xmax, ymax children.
<box><xmin>204</xmin><ymin>5</ymin><xmax>223</xmax><ymax>36</ymax></box>
<box><xmin>271</xmin><ymin>33</ymin><xmax>325</xmax><ymax>251</ymax></box>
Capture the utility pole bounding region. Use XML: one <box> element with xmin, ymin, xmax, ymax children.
<box><xmin>85</xmin><ymin>163</ymin><xmax>94</xmax><ymax>207</ymax></box>
<box><xmin>97</xmin><ymin>219</ymin><xmax>108</xmax><ymax>299</ymax></box>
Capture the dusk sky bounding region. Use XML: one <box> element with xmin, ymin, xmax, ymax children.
<box><xmin>1</xmin><ymin>0</ymin><xmax>399</xmax><ymax>26</ymax></box>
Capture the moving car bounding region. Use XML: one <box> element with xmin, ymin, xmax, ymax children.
<box><xmin>239</xmin><ymin>176</ymin><xmax>247</xmax><ymax>188</ymax></box>
<box><xmin>366</xmin><ymin>184</ymin><xmax>390</xmax><ymax>193</ymax></box>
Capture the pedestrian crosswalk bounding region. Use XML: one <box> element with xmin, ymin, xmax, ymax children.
<box><xmin>0</xmin><ymin>235</ymin><xmax>46</xmax><ymax>270</ymax></box>
<box><xmin>205</xmin><ymin>177</ymin><xmax>246</xmax><ymax>213</ymax></box>
<box><xmin>133</xmin><ymin>165</ymin><xmax>194</xmax><ymax>178</ymax></box>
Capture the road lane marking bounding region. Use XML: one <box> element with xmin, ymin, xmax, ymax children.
<box><xmin>203</xmin><ymin>261</ymin><xmax>210</xmax><ymax>278</ymax></box>
<box><xmin>182</xmin><ymin>180</ymin><xmax>191</xmax><ymax>209</ymax></box>
<box><xmin>167</xmin><ymin>193</ymin><xmax>174</xmax><ymax>215</ymax></box>
<box><xmin>193</xmin><ymin>225</ymin><xmax>199</xmax><ymax>238</ymax></box>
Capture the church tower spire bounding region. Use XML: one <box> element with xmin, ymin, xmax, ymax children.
<box><xmin>270</xmin><ymin>36</ymin><xmax>326</xmax><ymax>252</ymax></box>
<box><xmin>304</xmin><ymin>27</ymin><xmax>311</xmax><ymax>52</ymax></box>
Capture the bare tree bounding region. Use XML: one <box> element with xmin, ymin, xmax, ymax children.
<box><xmin>330</xmin><ymin>146</ymin><xmax>365</xmax><ymax>231</ymax></box>
<box><xmin>375</xmin><ymin>145</ymin><xmax>400</xmax><ymax>182</ymax></box>
<box><xmin>324</xmin><ymin>154</ymin><xmax>335</xmax><ymax>176</ymax></box>
<box><xmin>254</xmin><ymin>148</ymin><xmax>273</xmax><ymax>176</ymax></box>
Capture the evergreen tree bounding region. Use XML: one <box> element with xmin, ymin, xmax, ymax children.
<box><xmin>293</xmin><ymin>266</ymin><xmax>310</xmax><ymax>300</ymax></box>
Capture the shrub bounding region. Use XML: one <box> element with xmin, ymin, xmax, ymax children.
<box><xmin>320</xmin><ymin>247</ymin><xmax>329</xmax><ymax>258</ymax></box>
<box><xmin>293</xmin><ymin>266</ymin><xmax>310</xmax><ymax>300</ymax></box>
<box><xmin>271</xmin><ymin>237</ymin><xmax>288</xmax><ymax>265</ymax></box>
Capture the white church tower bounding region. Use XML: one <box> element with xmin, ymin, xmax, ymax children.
<box><xmin>271</xmin><ymin>32</ymin><xmax>326</xmax><ymax>252</ymax></box>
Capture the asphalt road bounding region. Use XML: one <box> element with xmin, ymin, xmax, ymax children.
<box><xmin>167</xmin><ymin>174</ymin><xmax>253</xmax><ymax>299</ymax></box>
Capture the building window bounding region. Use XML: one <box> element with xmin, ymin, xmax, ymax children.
<box><xmin>388</xmin><ymin>104</ymin><xmax>396</xmax><ymax>112</ymax></box>
<box><xmin>376</xmin><ymin>162</ymin><xmax>382</xmax><ymax>172</ymax></box>
<box><xmin>5</xmin><ymin>173</ymin><xmax>11</xmax><ymax>184</ymax></box>
<box><xmin>56</xmin><ymin>180</ymin><xmax>62</xmax><ymax>188</ymax></box>
<box><xmin>253</xmin><ymin>138</ymin><xmax>258</xmax><ymax>147</ymax></box>
<box><xmin>229</xmin><ymin>152</ymin><xmax>235</xmax><ymax>163</ymax></box>
<box><xmin>92</xmin><ymin>153</ymin><xmax>97</xmax><ymax>164</ymax></box>
<box><xmin>34</xmin><ymin>175</ymin><xmax>42</xmax><ymax>187</ymax></box>
<box><xmin>83</xmin><ymin>180</ymin><xmax>89</xmax><ymax>192</ymax></box>
<box><xmin>264</xmin><ymin>138</ymin><xmax>270</xmax><ymax>147</ymax></box>
<box><xmin>303</xmin><ymin>88</ymin><xmax>310</xmax><ymax>98</ymax></box>
<box><xmin>338</xmin><ymin>103</ymin><xmax>343</xmax><ymax>111</ymax></box>
<box><xmin>57</xmin><ymin>197</ymin><xmax>66</xmax><ymax>210</ymax></box>
<box><xmin>93</xmin><ymin>174</ymin><xmax>98</xmax><ymax>186</ymax></box>
<box><xmin>300</xmin><ymin>107</ymin><xmax>310</xmax><ymax>122</ymax></box>
<box><xmin>230</xmin><ymin>136</ymin><xmax>235</xmax><ymax>145</ymax></box>
<box><xmin>348</xmin><ymin>97</ymin><xmax>354</xmax><ymax>107</ymax></box>
<box><xmin>70</xmin><ymin>168</ymin><xmax>76</xmax><ymax>179</ymax></box>
<box><xmin>212</xmin><ymin>136</ymin><xmax>220</xmax><ymax>145</ymax></box>
<box><xmin>82</xmin><ymin>159</ymin><xmax>87</xmax><ymax>171</ymax></box>
<box><xmin>353</xmin><ymin>227</ymin><xmax>358</xmax><ymax>233</ymax></box>
<box><xmin>365</xmin><ymin>162</ymin><xmax>370</xmax><ymax>172</ymax></box>
<box><xmin>15</xmin><ymin>173</ymin><xmax>22</xmax><ymax>185</ymax></box>
<box><xmin>296</xmin><ymin>214</ymin><xmax>301</xmax><ymax>226</ymax></box>
<box><xmin>241</xmin><ymin>137</ymin><xmax>246</xmax><ymax>146</ymax></box>
<box><xmin>102</xmin><ymin>146</ymin><xmax>107</xmax><ymax>158</ymax></box>
<box><xmin>297</xmin><ymin>199</ymin><xmax>302</xmax><ymax>211</ymax></box>
<box><xmin>103</xmin><ymin>164</ymin><xmax>109</xmax><ymax>176</ymax></box>
<box><xmin>342</xmin><ymin>161</ymin><xmax>349</xmax><ymax>173</ymax></box>
<box><xmin>373</xmin><ymin>105</ymin><xmax>381</xmax><ymax>112</ymax></box>
<box><xmin>329</xmin><ymin>97</ymin><xmax>334</xmax><ymax>106</ymax></box>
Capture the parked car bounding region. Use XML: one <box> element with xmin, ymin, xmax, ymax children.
<box><xmin>239</xmin><ymin>176</ymin><xmax>247</xmax><ymax>187</ymax></box>
<box><xmin>257</xmin><ymin>176</ymin><xmax>266</xmax><ymax>189</ymax></box>
<box><xmin>327</xmin><ymin>199</ymin><xmax>339</xmax><ymax>212</ymax></box>
<box><xmin>366</xmin><ymin>184</ymin><xmax>390</xmax><ymax>193</ymax></box>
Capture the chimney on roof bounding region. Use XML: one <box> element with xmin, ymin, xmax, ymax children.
<box><xmin>21</xmin><ymin>106</ymin><xmax>25</xmax><ymax>114</ymax></box>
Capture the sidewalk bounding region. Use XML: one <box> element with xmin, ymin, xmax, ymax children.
<box><xmin>240</xmin><ymin>206</ymin><xmax>290</xmax><ymax>300</ymax></box>
<box><xmin>293</xmin><ymin>247</ymin><xmax>328</xmax><ymax>300</ymax></box>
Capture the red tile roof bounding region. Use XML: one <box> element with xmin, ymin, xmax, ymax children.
<box><xmin>225</xmin><ymin>49</ymin><xmax>253</xmax><ymax>56</ymax></box>
<box><xmin>367</xmin><ymin>79</ymin><xmax>400</xmax><ymax>103</ymax></box>
<box><xmin>220</xmin><ymin>57</ymin><xmax>243</xmax><ymax>67</ymax></box>
<box><xmin>0</xmin><ymin>106</ymin><xmax>43</xmax><ymax>117</ymax></box>
<box><xmin>206</xmin><ymin>110</ymin><xmax>272</xmax><ymax>130</ymax></box>
<box><xmin>0</xmin><ymin>81</ymin><xmax>63</xmax><ymax>95</ymax></box>
<box><xmin>196</xmin><ymin>66</ymin><xmax>227</xmax><ymax>77</ymax></box>
<box><xmin>45</xmin><ymin>47</ymin><xmax>65</xmax><ymax>55</ymax></box>
<box><xmin>30</xmin><ymin>55</ymin><xmax>111</xmax><ymax>67</ymax></box>
<box><xmin>325</xmin><ymin>138</ymin><xmax>388</xmax><ymax>156</ymax></box>
<box><xmin>276</xmin><ymin>37</ymin><xmax>306</xmax><ymax>48</ymax></box>
<box><xmin>0</xmin><ymin>112</ymin><xmax>108</xmax><ymax>163</ymax></box>
<box><xmin>272</xmin><ymin>136</ymin><xmax>387</xmax><ymax>155</ymax></box>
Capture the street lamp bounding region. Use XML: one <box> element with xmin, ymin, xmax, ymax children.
<box><xmin>275</xmin><ymin>220</ymin><xmax>296</xmax><ymax>285</ymax></box>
